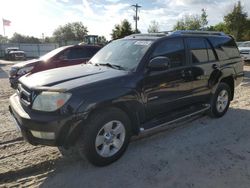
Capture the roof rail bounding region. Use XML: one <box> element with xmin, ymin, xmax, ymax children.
<box><xmin>125</xmin><ymin>33</ymin><xmax>167</xmax><ymax>39</ymax></box>
<box><xmin>171</xmin><ymin>30</ymin><xmax>226</xmax><ymax>36</ymax></box>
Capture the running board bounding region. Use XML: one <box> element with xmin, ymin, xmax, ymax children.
<box><xmin>139</xmin><ymin>104</ymin><xmax>210</xmax><ymax>135</ymax></box>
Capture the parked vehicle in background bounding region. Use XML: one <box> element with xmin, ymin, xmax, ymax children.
<box><xmin>9</xmin><ymin>44</ymin><xmax>102</xmax><ymax>89</ymax></box>
<box><xmin>5</xmin><ymin>47</ymin><xmax>26</xmax><ymax>61</ymax></box>
<box><xmin>79</xmin><ymin>35</ymin><xmax>107</xmax><ymax>46</ymax></box>
<box><xmin>9</xmin><ymin>31</ymin><xmax>244</xmax><ymax>166</ymax></box>
<box><xmin>238</xmin><ymin>41</ymin><xmax>250</xmax><ymax>61</ymax></box>
<box><xmin>236</xmin><ymin>41</ymin><xmax>244</xmax><ymax>46</ymax></box>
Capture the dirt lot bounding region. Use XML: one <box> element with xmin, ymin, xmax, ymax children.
<box><xmin>1</xmin><ymin>62</ymin><xmax>250</xmax><ymax>188</ymax></box>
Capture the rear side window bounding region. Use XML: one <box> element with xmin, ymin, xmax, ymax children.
<box><xmin>66</xmin><ymin>48</ymin><xmax>88</xmax><ymax>60</ymax></box>
<box><xmin>205</xmin><ymin>40</ymin><xmax>216</xmax><ymax>62</ymax></box>
<box><xmin>85</xmin><ymin>47</ymin><xmax>100</xmax><ymax>57</ymax></box>
<box><xmin>209</xmin><ymin>36</ymin><xmax>240</xmax><ymax>60</ymax></box>
<box><xmin>187</xmin><ymin>38</ymin><xmax>208</xmax><ymax>64</ymax></box>
<box><xmin>152</xmin><ymin>38</ymin><xmax>185</xmax><ymax>68</ymax></box>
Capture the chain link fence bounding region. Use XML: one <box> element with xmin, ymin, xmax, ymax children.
<box><xmin>0</xmin><ymin>43</ymin><xmax>59</xmax><ymax>58</ymax></box>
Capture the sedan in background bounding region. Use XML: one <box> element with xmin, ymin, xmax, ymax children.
<box><xmin>238</xmin><ymin>41</ymin><xmax>250</xmax><ymax>61</ymax></box>
<box><xmin>9</xmin><ymin>45</ymin><xmax>102</xmax><ymax>88</ymax></box>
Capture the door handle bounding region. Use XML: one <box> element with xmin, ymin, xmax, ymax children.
<box><xmin>212</xmin><ymin>64</ymin><xmax>218</xmax><ymax>70</ymax></box>
<box><xmin>181</xmin><ymin>70</ymin><xmax>192</xmax><ymax>78</ymax></box>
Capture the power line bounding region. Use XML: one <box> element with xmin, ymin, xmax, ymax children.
<box><xmin>132</xmin><ymin>4</ymin><xmax>141</xmax><ymax>33</ymax></box>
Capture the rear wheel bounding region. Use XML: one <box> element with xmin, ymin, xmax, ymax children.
<box><xmin>210</xmin><ymin>83</ymin><xmax>231</xmax><ymax>118</ymax></box>
<box><xmin>77</xmin><ymin>107</ymin><xmax>131</xmax><ymax>166</ymax></box>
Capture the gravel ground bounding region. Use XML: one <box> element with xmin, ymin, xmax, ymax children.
<box><xmin>1</xmin><ymin>61</ymin><xmax>250</xmax><ymax>188</ymax></box>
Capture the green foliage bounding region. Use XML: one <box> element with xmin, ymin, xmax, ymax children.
<box><xmin>97</xmin><ymin>36</ymin><xmax>107</xmax><ymax>44</ymax></box>
<box><xmin>207</xmin><ymin>22</ymin><xmax>229</xmax><ymax>33</ymax></box>
<box><xmin>223</xmin><ymin>1</ymin><xmax>248</xmax><ymax>40</ymax></box>
<box><xmin>201</xmin><ymin>8</ymin><xmax>208</xmax><ymax>29</ymax></box>
<box><xmin>173</xmin><ymin>9</ymin><xmax>208</xmax><ymax>30</ymax></box>
<box><xmin>53</xmin><ymin>22</ymin><xmax>88</xmax><ymax>43</ymax></box>
<box><xmin>111</xmin><ymin>19</ymin><xmax>134</xmax><ymax>40</ymax></box>
<box><xmin>0</xmin><ymin>35</ymin><xmax>8</xmax><ymax>43</ymax></box>
<box><xmin>148</xmin><ymin>20</ymin><xmax>160</xmax><ymax>33</ymax></box>
<box><xmin>10</xmin><ymin>33</ymin><xmax>40</xmax><ymax>43</ymax></box>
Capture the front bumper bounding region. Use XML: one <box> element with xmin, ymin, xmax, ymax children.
<box><xmin>241</xmin><ymin>54</ymin><xmax>250</xmax><ymax>61</ymax></box>
<box><xmin>9</xmin><ymin>93</ymin><xmax>79</xmax><ymax>146</ymax></box>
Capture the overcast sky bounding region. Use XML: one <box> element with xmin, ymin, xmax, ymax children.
<box><xmin>0</xmin><ymin>0</ymin><xmax>250</xmax><ymax>40</ymax></box>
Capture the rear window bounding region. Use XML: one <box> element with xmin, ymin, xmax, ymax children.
<box><xmin>209</xmin><ymin>36</ymin><xmax>240</xmax><ymax>60</ymax></box>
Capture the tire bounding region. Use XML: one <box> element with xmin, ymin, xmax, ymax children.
<box><xmin>77</xmin><ymin>107</ymin><xmax>132</xmax><ymax>166</ymax></box>
<box><xmin>210</xmin><ymin>82</ymin><xmax>231</xmax><ymax>118</ymax></box>
<box><xmin>58</xmin><ymin>146</ymin><xmax>79</xmax><ymax>160</ymax></box>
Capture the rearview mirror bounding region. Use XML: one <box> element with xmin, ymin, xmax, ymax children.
<box><xmin>148</xmin><ymin>56</ymin><xmax>170</xmax><ymax>71</ymax></box>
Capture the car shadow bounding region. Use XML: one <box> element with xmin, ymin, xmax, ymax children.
<box><xmin>38</xmin><ymin>107</ymin><xmax>250</xmax><ymax>188</ymax></box>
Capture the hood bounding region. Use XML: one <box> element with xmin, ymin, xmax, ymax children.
<box><xmin>9</xmin><ymin>50</ymin><xmax>25</xmax><ymax>54</ymax></box>
<box><xmin>19</xmin><ymin>64</ymin><xmax>129</xmax><ymax>91</ymax></box>
<box><xmin>238</xmin><ymin>47</ymin><xmax>250</xmax><ymax>51</ymax></box>
<box><xmin>12</xmin><ymin>59</ymin><xmax>42</xmax><ymax>68</ymax></box>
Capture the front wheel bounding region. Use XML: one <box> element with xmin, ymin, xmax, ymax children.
<box><xmin>77</xmin><ymin>107</ymin><xmax>131</xmax><ymax>166</ymax></box>
<box><xmin>210</xmin><ymin>83</ymin><xmax>231</xmax><ymax>118</ymax></box>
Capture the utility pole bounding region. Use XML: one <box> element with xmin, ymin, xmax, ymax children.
<box><xmin>132</xmin><ymin>4</ymin><xmax>141</xmax><ymax>33</ymax></box>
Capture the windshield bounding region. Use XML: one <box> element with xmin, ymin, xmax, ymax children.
<box><xmin>40</xmin><ymin>46</ymin><xmax>67</xmax><ymax>61</ymax></box>
<box><xmin>90</xmin><ymin>39</ymin><xmax>152</xmax><ymax>70</ymax></box>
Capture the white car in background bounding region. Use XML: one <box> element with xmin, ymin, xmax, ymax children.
<box><xmin>238</xmin><ymin>41</ymin><xmax>250</xmax><ymax>61</ymax></box>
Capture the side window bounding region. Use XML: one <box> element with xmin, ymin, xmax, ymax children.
<box><xmin>152</xmin><ymin>38</ymin><xmax>185</xmax><ymax>68</ymax></box>
<box><xmin>67</xmin><ymin>48</ymin><xmax>87</xmax><ymax>60</ymax></box>
<box><xmin>205</xmin><ymin>40</ymin><xmax>216</xmax><ymax>62</ymax></box>
<box><xmin>221</xmin><ymin>38</ymin><xmax>240</xmax><ymax>58</ymax></box>
<box><xmin>85</xmin><ymin>47</ymin><xmax>100</xmax><ymax>58</ymax></box>
<box><xmin>187</xmin><ymin>38</ymin><xmax>208</xmax><ymax>64</ymax></box>
<box><xmin>209</xmin><ymin>36</ymin><xmax>240</xmax><ymax>60</ymax></box>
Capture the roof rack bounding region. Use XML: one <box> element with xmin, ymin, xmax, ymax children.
<box><xmin>171</xmin><ymin>30</ymin><xmax>226</xmax><ymax>36</ymax></box>
<box><xmin>125</xmin><ymin>33</ymin><xmax>168</xmax><ymax>39</ymax></box>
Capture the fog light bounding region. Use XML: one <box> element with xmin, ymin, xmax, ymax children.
<box><xmin>30</xmin><ymin>130</ymin><xmax>55</xmax><ymax>140</ymax></box>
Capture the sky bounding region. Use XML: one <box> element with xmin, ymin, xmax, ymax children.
<box><xmin>0</xmin><ymin>0</ymin><xmax>250</xmax><ymax>40</ymax></box>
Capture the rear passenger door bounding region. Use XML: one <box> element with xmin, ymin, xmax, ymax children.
<box><xmin>185</xmin><ymin>37</ymin><xmax>218</xmax><ymax>102</ymax></box>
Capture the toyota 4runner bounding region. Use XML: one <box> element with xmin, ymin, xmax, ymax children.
<box><xmin>9</xmin><ymin>31</ymin><xmax>244</xmax><ymax>166</ymax></box>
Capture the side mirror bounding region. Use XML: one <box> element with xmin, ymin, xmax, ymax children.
<box><xmin>148</xmin><ymin>56</ymin><xmax>170</xmax><ymax>71</ymax></box>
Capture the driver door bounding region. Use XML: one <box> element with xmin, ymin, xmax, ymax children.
<box><xmin>143</xmin><ymin>38</ymin><xmax>193</xmax><ymax>120</ymax></box>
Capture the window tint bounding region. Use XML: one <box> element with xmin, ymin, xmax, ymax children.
<box><xmin>67</xmin><ymin>48</ymin><xmax>87</xmax><ymax>60</ymax></box>
<box><xmin>209</xmin><ymin>36</ymin><xmax>240</xmax><ymax>60</ymax></box>
<box><xmin>187</xmin><ymin>38</ymin><xmax>208</xmax><ymax>64</ymax></box>
<box><xmin>85</xmin><ymin>47</ymin><xmax>100</xmax><ymax>57</ymax></box>
<box><xmin>152</xmin><ymin>38</ymin><xmax>185</xmax><ymax>68</ymax></box>
<box><xmin>205</xmin><ymin>40</ymin><xmax>216</xmax><ymax>61</ymax></box>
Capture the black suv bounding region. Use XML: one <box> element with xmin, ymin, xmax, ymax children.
<box><xmin>9</xmin><ymin>31</ymin><xmax>244</xmax><ymax>166</ymax></box>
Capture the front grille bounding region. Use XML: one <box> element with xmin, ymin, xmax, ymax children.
<box><xmin>17</xmin><ymin>84</ymin><xmax>32</xmax><ymax>106</ymax></box>
<box><xmin>240</xmin><ymin>50</ymin><xmax>250</xmax><ymax>54</ymax></box>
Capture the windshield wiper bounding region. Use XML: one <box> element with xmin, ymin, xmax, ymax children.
<box><xmin>96</xmin><ymin>63</ymin><xmax>126</xmax><ymax>70</ymax></box>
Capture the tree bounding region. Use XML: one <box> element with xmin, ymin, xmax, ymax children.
<box><xmin>201</xmin><ymin>8</ymin><xmax>208</xmax><ymax>29</ymax></box>
<box><xmin>207</xmin><ymin>22</ymin><xmax>229</xmax><ymax>33</ymax></box>
<box><xmin>53</xmin><ymin>22</ymin><xmax>88</xmax><ymax>43</ymax></box>
<box><xmin>111</xmin><ymin>19</ymin><xmax>134</xmax><ymax>40</ymax></box>
<box><xmin>97</xmin><ymin>36</ymin><xmax>107</xmax><ymax>44</ymax></box>
<box><xmin>0</xmin><ymin>35</ymin><xmax>8</xmax><ymax>43</ymax></box>
<box><xmin>173</xmin><ymin>9</ymin><xmax>208</xmax><ymax>30</ymax></box>
<box><xmin>148</xmin><ymin>20</ymin><xmax>160</xmax><ymax>33</ymax></box>
<box><xmin>224</xmin><ymin>1</ymin><xmax>248</xmax><ymax>40</ymax></box>
<box><xmin>10</xmin><ymin>33</ymin><xmax>40</xmax><ymax>43</ymax></box>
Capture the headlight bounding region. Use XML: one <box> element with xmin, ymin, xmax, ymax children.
<box><xmin>9</xmin><ymin>67</ymin><xmax>18</xmax><ymax>77</ymax></box>
<box><xmin>17</xmin><ymin>66</ymin><xmax>34</xmax><ymax>76</ymax></box>
<box><xmin>32</xmin><ymin>91</ymin><xmax>72</xmax><ymax>112</ymax></box>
